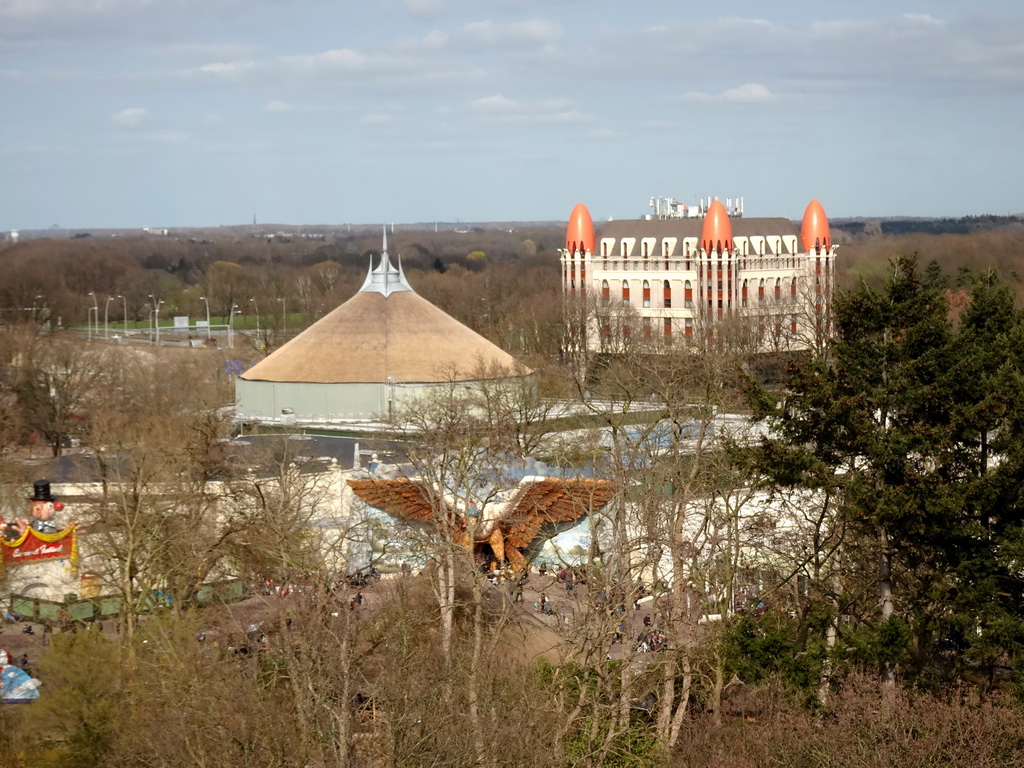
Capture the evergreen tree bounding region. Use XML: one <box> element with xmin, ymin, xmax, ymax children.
<box><xmin>744</xmin><ymin>255</ymin><xmax>1024</xmax><ymax>687</ymax></box>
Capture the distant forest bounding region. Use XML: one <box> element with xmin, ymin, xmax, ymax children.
<box><xmin>3</xmin><ymin>215</ymin><xmax>1024</xmax><ymax>365</ymax></box>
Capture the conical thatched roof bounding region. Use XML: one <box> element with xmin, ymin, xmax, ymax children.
<box><xmin>241</xmin><ymin>241</ymin><xmax>528</xmax><ymax>385</ymax></box>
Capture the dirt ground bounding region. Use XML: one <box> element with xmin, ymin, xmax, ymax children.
<box><xmin>0</xmin><ymin>567</ymin><xmax>659</xmax><ymax>681</ymax></box>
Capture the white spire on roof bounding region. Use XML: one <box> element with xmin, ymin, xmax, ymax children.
<box><xmin>360</xmin><ymin>226</ymin><xmax>413</xmax><ymax>297</ymax></box>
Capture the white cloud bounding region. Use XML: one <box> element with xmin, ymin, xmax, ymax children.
<box><xmin>672</xmin><ymin>84</ymin><xmax>773</xmax><ymax>104</ymax></box>
<box><xmin>156</xmin><ymin>43</ymin><xmax>260</xmax><ymax>62</ymax></box>
<box><xmin>403</xmin><ymin>0</ymin><xmax>447</xmax><ymax>16</ymax></box>
<box><xmin>110</xmin><ymin>106</ymin><xmax>150</xmax><ymax>128</ymax></box>
<box><xmin>197</xmin><ymin>59</ymin><xmax>257</xmax><ymax>77</ymax></box>
<box><xmin>722</xmin><ymin>83</ymin><xmax>773</xmax><ymax>103</ymax></box>
<box><xmin>263</xmin><ymin>100</ymin><xmax>292</xmax><ymax>113</ymax></box>
<box><xmin>455</xmin><ymin>18</ymin><xmax>561</xmax><ymax>46</ymax></box>
<box><xmin>469</xmin><ymin>94</ymin><xmax>591</xmax><ymax>123</ymax></box>
<box><xmin>360</xmin><ymin>113</ymin><xmax>395</xmax><ymax>126</ymax></box>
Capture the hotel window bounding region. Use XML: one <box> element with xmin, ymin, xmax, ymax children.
<box><xmin>622</xmin><ymin>280</ymin><xmax>630</xmax><ymax>306</ymax></box>
<box><xmin>791</xmin><ymin>277</ymin><xmax>798</xmax><ymax>304</ymax></box>
<box><xmin>775</xmin><ymin>278</ymin><xmax>782</xmax><ymax>302</ymax></box>
<box><xmin>663</xmin><ymin>280</ymin><xmax>672</xmax><ymax>308</ymax></box>
<box><xmin>758</xmin><ymin>279</ymin><xmax>765</xmax><ymax>303</ymax></box>
<box><xmin>601</xmin><ymin>280</ymin><xmax>610</xmax><ymax>306</ymax></box>
<box><xmin>684</xmin><ymin>280</ymin><xmax>693</xmax><ymax>308</ymax></box>
<box><xmin>642</xmin><ymin>280</ymin><xmax>651</xmax><ymax>308</ymax></box>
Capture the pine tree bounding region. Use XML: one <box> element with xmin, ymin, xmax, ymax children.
<box><xmin>746</xmin><ymin>254</ymin><xmax>971</xmax><ymax>686</ymax></box>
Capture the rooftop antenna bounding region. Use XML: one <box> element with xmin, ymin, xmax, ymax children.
<box><xmin>382</xmin><ymin>226</ymin><xmax>389</xmax><ymax>292</ymax></box>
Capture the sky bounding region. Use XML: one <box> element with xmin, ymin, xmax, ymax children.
<box><xmin>2</xmin><ymin>0</ymin><xmax>1023</xmax><ymax>230</ymax></box>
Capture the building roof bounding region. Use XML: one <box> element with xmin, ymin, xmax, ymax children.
<box><xmin>597</xmin><ymin>216</ymin><xmax>799</xmax><ymax>241</ymax></box>
<box><xmin>241</xmin><ymin>239</ymin><xmax>528</xmax><ymax>385</ymax></box>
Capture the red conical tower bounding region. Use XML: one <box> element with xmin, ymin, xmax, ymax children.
<box><xmin>566</xmin><ymin>203</ymin><xmax>595</xmax><ymax>256</ymax></box>
<box><xmin>801</xmin><ymin>199</ymin><xmax>831</xmax><ymax>254</ymax></box>
<box><xmin>700</xmin><ymin>200</ymin><xmax>733</xmax><ymax>255</ymax></box>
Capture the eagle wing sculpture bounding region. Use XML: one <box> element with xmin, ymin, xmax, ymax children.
<box><xmin>347</xmin><ymin>476</ymin><xmax>615</xmax><ymax>568</ymax></box>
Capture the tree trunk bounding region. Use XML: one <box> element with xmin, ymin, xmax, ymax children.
<box><xmin>710</xmin><ymin>653</ymin><xmax>724</xmax><ymax>727</ymax></box>
<box><xmin>879</xmin><ymin>528</ymin><xmax>895</xmax><ymax>686</ymax></box>
<box><xmin>667</xmin><ymin>654</ymin><xmax>692</xmax><ymax>750</ymax></box>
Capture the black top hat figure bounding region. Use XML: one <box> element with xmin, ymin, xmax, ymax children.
<box><xmin>30</xmin><ymin>481</ymin><xmax>56</xmax><ymax>502</ymax></box>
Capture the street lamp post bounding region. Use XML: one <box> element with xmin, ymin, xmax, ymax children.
<box><xmin>87</xmin><ymin>291</ymin><xmax>98</xmax><ymax>341</ymax></box>
<box><xmin>104</xmin><ymin>296</ymin><xmax>114</xmax><ymax>340</ymax></box>
<box><xmin>148</xmin><ymin>294</ymin><xmax>164</xmax><ymax>346</ymax></box>
<box><xmin>228</xmin><ymin>303</ymin><xmax>239</xmax><ymax>349</ymax></box>
<box><xmin>200</xmin><ymin>296</ymin><xmax>211</xmax><ymax>339</ymax></box>
<box><xmin>250</xmin><ymin>298</ymin><xmax>260</xmax><ymax>338</ymax></box>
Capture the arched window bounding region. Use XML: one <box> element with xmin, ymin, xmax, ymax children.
<box><xmin>663</xmin><ymin>280</ymin><xmax>672</xmax><ymax>309</ymax></box>
<box><xmin>684</xmin><ymin>318</ymin><xmax>693</xmax><ymax>338</ymax></box>
<box><xmin>758</xmin><ymin>278</ymin><xmax>765</xmax><ymax>303</ymax></box>
<box><xmin>601</xmin><ymin>280</ymin><xmax>610</xmax><ymax>306</ymax></box>
<box><xmin>664</xmin><ymin>317</ymin><xmax>672</xmax><ymax>338</ymax></box>
<box><xmin>742</xmin><ymin>279</ymin><xmax>748</xmax><ymax>307</ymax></box>
<box><xmin>774</xmin><ymin>278</ymin><xmax>782</xmax><ymax>302</ymax></box>
<box><xmin>622</xmin><ymin>280</ymin><xmax>630</xmax><ymax>306</ymax></box>
<box><xmin>791</xmin><ymin>277</ymin><xmax>798</xmax><ymax>304</ymax></box>
<box><xmin>684</xmin><ymin>280</ymin><xmax>693</xmax><ymax>308</ymax></box>
<box><xmin>642</xmin><ymin>280</ymin><xmax>651</xmax><ymax>308</ymax></box>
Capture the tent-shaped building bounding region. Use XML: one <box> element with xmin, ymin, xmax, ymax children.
<box><xmin>235</xmin><ymin>235</ymin><xmax>531</xmax><ymax>425</ymax></box>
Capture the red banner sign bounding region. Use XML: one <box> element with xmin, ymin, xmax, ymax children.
<box><xmin>2</xmin><ymin>526</ymin><xmax>77</xmax><ymax>566</ymax></box>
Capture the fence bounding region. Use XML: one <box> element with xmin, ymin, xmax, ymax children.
<box><xmin>4</xmin><ymin>579</ymin><xmax>247</xmax><ymax>623</ymax></box>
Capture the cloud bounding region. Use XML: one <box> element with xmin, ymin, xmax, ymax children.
<box><xmin>110</xmin><ymin>107</ymin><xmax>150</xmax><ymax>128</ymax></box>
<box><xmin>469</xmin><ymin>94</ymin><xmax>592</xmax><ymax>123</ymax></box>
<box><xmin>360</xmin><ymin>113</ymin><xmax>396</xmax><ymax>126</ymax></box>
<box><xmin>722</xmin><ymin>83</ymin><xmax>773</xmax><ymax>103</ymax></box>
<box><xmin>673</xmin><ymin>83</ymin><xmax>773</xmax><ymax>104</ymax></box>
<box><xmin>403</xmin><ymin>0</ymin><xmax>447</xmax><ymax>16</ymax></box>
<box><xmin>1</xmin><ymin>0</ymin><xmax>234</xmax><ymax>21</ymax></box>
<box><xmin>196</xmin><ymin>59</ymin><xmax>257</xmax><ymax>78</ymax></box>
<box><xmin>454</xmin><ymin>18</ymin><xmax>561</xmax><ymax>46</ymax></box>
<box><xmin>156</xmin><ymin>43</ymin><xmax>260</xmax><ymax>62</ymax></box>
<box><xmin>263</xmin><ymin>100</ymin><xmax>292</xmax><ymax>113</ymax></box>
